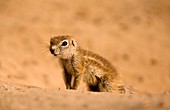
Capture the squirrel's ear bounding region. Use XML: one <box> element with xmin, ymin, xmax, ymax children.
<box><xmin>72</xmin><ymin>39</ymin><xmax>77</xmax><ymax>47</ymax></box>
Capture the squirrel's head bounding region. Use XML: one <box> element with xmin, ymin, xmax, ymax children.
<box><xmin>49</xmin><ymin>35</ymin><xmax>77</xmax><ymax>59</ymax></box>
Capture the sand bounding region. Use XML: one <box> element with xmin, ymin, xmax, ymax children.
<box><xmin>0</xmin><ymin>0</ymin><xmax>170</xmax><ymax>109</ymax></box>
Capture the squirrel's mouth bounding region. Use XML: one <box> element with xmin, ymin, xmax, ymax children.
<box><xmin>52</xmin><ymin>53</ymin><xmax>57</xmax><ymax>56</ymax></box>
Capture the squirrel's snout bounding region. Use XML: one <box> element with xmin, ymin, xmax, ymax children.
<box><xmin>50</xmin><ymin>45</ymin><xmax>60</xmax><ymax>56</ymax></box>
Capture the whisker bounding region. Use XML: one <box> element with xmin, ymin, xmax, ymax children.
<box><xmin>39</xmin><ymin>40</ymin><xmax>51</xmax><ymax>59</ymax></box>
<box><xmin>40</xmin><ymin>45</ymin><xmax>49</xmax><ymax>58</ymax></box>
<box><xmin>40</xmin><ymin>49</ymin><xmax>50</xmax><ymax>58</ymax></box>
<box><xmin>40</xmin><ymin>42</ymin><xmax>50</xmax><ymax>49</ymax></box>
<box><xmin>44</xmin><ymin>43</ymin><xmax>50</xmax><ymax>49</ymax></box>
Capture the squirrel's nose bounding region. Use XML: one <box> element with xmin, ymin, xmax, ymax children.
<box><xmin>50</xmin><ymin>45</ymin><xmax>60</xmax><ymax>56</ymax></box>
<box><xmin>50</xmin><ymin>47</ymin><xmax>54</xmax><ymax>54</ymax></box>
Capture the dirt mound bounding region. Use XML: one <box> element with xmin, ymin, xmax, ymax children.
<box><xmin>0</xmin><ymin>80</ymin><xmax>170</xmax><ymax>110</ymax></box>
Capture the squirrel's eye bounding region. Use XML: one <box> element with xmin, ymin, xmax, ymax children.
<box><xmin>61</xmin><ymin>41</ymin><xmax>68</xmax><ymax>46</ymax></box>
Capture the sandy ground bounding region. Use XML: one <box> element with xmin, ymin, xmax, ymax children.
<box><xmin>0</xmin><ymin>0</ymin><xmax>170</xmax><ymax>109</ymax></box>
<box><xmin>0</xmin><ymin>81</ymin><xmax>170</xmax><ymax>110</ymax></box>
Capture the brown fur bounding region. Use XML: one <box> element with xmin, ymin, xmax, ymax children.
<box><xmin>49</xmin><ymin>35</ymin><xmax>126</xmax><ymax>93</ymax></box>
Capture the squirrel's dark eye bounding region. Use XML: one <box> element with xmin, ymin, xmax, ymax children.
<box><xmin>61</xmin><ymin>41</ymin><xmax>68</xmax><ymax>46</ymax></box>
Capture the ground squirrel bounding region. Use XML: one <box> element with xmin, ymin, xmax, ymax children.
<box><xmin>49</xmin><ymin>35</ymin><xmax>126</xmax><ymax>93</ymax></box>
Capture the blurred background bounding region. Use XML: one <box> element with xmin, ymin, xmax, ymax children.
<box><xmin>0</xmin><ymin>0</ymin><xmax>170</xmax><ymax>93</ymax></box>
